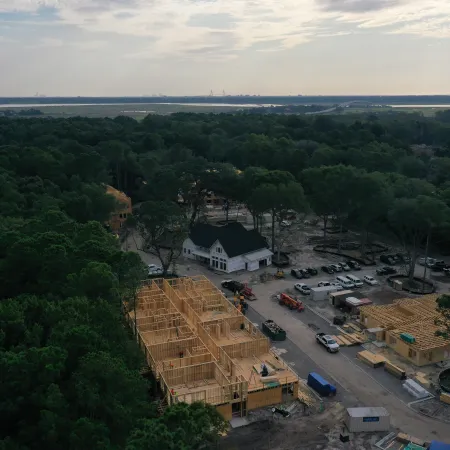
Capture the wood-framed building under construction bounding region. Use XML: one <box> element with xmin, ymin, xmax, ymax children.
<box><xmin>128</xmin><ymin>275</ymin><xmax>299</xmax><ymax>419</ymax></box>
<box><xmin>359</xmin><ymin>294</ymin><xmax>450</xmax><ymax>366</ymax></box>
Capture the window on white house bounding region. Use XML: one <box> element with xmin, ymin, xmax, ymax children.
<box><xmin>216</xmin><ymin>247</ymin><xmax>222</xmax><ymax>253</ymax></box>
<box><xmin>188</xmin><ymin>249</ymin><xmax>191</xmax><ymax>254</ymax></box>
<box><xmin>183</xmin><ymin>248</ymin><xmax>186</xmax><ymax>254</ymax></box>
<box><xmin>219</xmin><ymin>262</ymin><xmax>224</xmax><ymax>270</ymax></box>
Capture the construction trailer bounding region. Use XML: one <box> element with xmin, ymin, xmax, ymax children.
<box><xmin>127</xmin><ymin>276</ymin><xmax>299</xmax><ymax>420</ymax></box>
<box><xmin>359</xmin><ymin>295</ymin><xmax>450</xmax><ymax>366</ymax></box>
<box><xmin>345</xmin><ymin>407</ymin><xmax>390</xmax><ymax>433</ymax></box>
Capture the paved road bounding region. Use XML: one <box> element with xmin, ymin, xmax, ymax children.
<box><xmin>245</xmin><ymin>286</ymin><xmax>450</xmax><ymax>442</ymax></box>
<box><xmin>243</xmin><ymin>304</ymin><xmax>352</xmax><ymax>405</ymax></box>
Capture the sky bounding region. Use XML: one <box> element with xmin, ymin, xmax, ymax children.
<box><xmin>0</xmin><ymin>0</ymin><xmax>449</xmax><ymax>96</ymax></box>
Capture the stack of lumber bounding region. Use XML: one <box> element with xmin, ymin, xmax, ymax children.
<box><xmin>415</xmin><ymin>373</ymin><xmax>430</xmax><ymax>388</ymax></box>
<box><xmin>384</xmin><ymin>361</ymin><xmax>406</xmax><ymax>380</ymax></box>
<box><xmin>357</xmin><ymin>350</ymin><xmax>386</xmax><ymax>368</ymax></box>
<box><xmin>343</xmin><ymin>323</ymin><xmax>363</xmax><ymax>333</ymax></box>
<box><xmin>396</xmin><ymin>433</ymin><xmax>428</xmax><ymax>447</ymax></box>
<box><xmin>440</xmin><ymin>392</ymin><xmax>450</xmax><ymax>405</ymax></box>
<box><xmin>297</xmin><ymin>389</ymin><xmax>317</xmax><ymax>407</ymax></box>
<box><xmin>331</xmin><ymin>332</ymin><xmax>365</xmax><ymax>347</ymax></box>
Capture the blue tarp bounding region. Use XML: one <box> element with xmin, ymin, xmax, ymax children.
<box><xmin>429</xmin><ymin>441</ymin><xmax>450</xmax><ymax>450</ymax></box>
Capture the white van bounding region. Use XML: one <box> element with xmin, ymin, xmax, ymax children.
<box><xmin>336</xmin><ymin>275</ymin><xmax>354</xmax><ymax>289</ymax></box>
<box><xmin>346</xmin><ymin>274</ymin><xmax>363</xmax><ymax>288</ymax></box>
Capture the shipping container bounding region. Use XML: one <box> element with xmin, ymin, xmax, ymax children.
<box><xmin>307</xmin><ymin>372</ymin><xmax>336</xmax><ymax>396</ymax></box>
<box><xmin>345</xmin><ymin>407</ymin><xmax>390</xmax><ymax>433</ymax></box>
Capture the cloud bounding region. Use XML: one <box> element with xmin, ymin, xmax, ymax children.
<box><xmin>0</xmin><ymin>0</ymin><xmax>449</xmax><ymax>59</ymax></box>
<box><xmin>316</xmin><ymin>0</ymin><xmax>402</xmax><ymax>13</ymax></box>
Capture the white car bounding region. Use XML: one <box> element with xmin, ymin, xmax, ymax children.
<box><xmin>318</xmin><ymin>281</ymin><xmax>331</xmax><ymax>287</ymax></box>
<box><xmin>281</xmin><ymin>220</ymin><xmax>291</xmax><ymax>227</ymax></box>
<box><xmin>330</xmin><ymin>264</ymin><xmax>342</xmax><ymax>272</ymax></box>
<box><xmin>419</xmin><ymin>257</ymin><xmax>437</xmax><ymax>268</ymax></box>
<box><xmin>363</xmin><ymin>275</ymin><xmax>378</xmax><ymax>286</ymax></box>
<box><xmin>316</xmin><ymin>333</ymin><xmax>340</xmax><ymax>353</ymax></box>
<box><xmin>294</xmin><ymin>283</ymin><xmax>311</xmax><ymax>295</ymax></box>
<box><xmin>148</xmin><ymin>264</ymin><xmax>163</xmax><ymax>275</ymax></box>
<box><xmin>329</xmin><ymin>282</ymin><xmax>344</xmax><ymax>291</ymax></box>
<box><xmin>339</xmin><ymin>262</ymin><xmax>351</xmax><ymax>271</ymax></box>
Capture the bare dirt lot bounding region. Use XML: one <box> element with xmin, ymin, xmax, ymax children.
<box><xmin>220</xmin><ymin>403</ymin><xmax>386</xmax><ymax>450</ymax></box>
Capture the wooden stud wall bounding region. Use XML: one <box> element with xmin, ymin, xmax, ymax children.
<box><xmin>159</xmin><ymin>353</ymin><xmax>213</xmax><ymax>371</ymax></box>
<box><xmin>163</xmin><ymin>361</ymin><xmax>216</xmax><ymax>386</ymax></box>
<box><xmin>146</xmin><ymin>337</ymin><xmax>202</xmax><ymax>362</ymax></box>
<box><xmin>221</xmin><ymin>339</ymin><xmax>270</xmax><ymax>359</ymax></box>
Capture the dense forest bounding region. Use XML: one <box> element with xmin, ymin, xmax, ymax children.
<box><xmin>1</xmin><ymin>110</ymin><xmax>450</xmax><ymax>448</ymax></box>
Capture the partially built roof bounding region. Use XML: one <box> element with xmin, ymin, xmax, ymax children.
<box><xmin>360</xmin><ymin>294</ymin><xmax>449</xmax><ymax>351</ymax></box>
<box><xmin>360</xmin><ymin>294</ymin><xmax>440</xmax><ymax>329</ymax></box>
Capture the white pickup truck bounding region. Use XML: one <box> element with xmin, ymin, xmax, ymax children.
<box><xmin>316</xmin><ymin>333</ymin><xmax>340</xmax><ymax>353</ymax></box>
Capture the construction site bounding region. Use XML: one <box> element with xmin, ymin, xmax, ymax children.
<box><xmin>359</xmin><ymin>294</ymin><xmax>450</xmax><ymax>366</ymax></box>
<box><xmin>128</xmin><ymin>275</ymin><xmax>300</xmax><ymax>419</ymax></box>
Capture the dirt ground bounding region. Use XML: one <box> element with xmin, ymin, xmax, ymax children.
<box><xmin>219</xmin><ymin>403</ymin><xmax>387</xmax><ymax>450</ymax></box>
<box><xmin>410</xmin><ymin>398</ymin><xmax>450</xmax><ymax>424</ymax></box>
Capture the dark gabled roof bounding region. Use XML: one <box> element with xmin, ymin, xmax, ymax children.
<box><xmin>189</xmin><ymin>222</ymin><xmax>269</xmax><ymax>258</ymax></box>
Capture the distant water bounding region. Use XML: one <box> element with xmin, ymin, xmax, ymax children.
<box><xmin>1</xmin><ymin>102</ymin><xmax>449</xmax><ymax>109</ymax></box>
<box><xmin>0</xmin><ymin>102</ymin><xmax>271</xmax><ymax>108</ymax></box>
<box><xmin>391</xmin><ymin>105</ymin><xmax>450</xmax><ymax>108</ymax></box>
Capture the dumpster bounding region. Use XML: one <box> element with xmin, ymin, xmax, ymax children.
<box><xmin>262</xmin><ymin>320</ymin><xmax>286</xmax><ymax>341</ymax></box>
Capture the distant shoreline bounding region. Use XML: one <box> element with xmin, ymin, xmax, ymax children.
<box><xmin>1</xmin><ymin>95</ymin><xmax>450</xmax><ymax>107</ymax></box>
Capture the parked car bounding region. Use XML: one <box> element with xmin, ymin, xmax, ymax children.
<box><xmin>430</xmin><ymin>260</ymin><xmax>447</xmax><ymax>271</ymax></box>
<box><xmin>346</xmin><ymin>274</ymin><xmax>363</xmax><ymax>287</ymax></box>
<box><xmin>380</xmin><ymin>254</ymin><xmax>395</xmax><ymax>265</ymax></box>
<box><xmin>299</xmin><ymin>269</ymin><xmax>311</xmax><ymax>278</ymax></box>
<box><xmin>329</xmin><ymin>282</ymin><xmax>344</xmax><ymax>291</ymax></box>
<box><xmin>321</xmin><ymin>265</ymin><xmax>335</xmax><ymax>274</ymax></box>
<box><xmin>281</xmin><ymin>220</ymin><xmax>291</xmax><ymax>227</ymax></box>
<box><xmin>294</xmin><ymin>283</ymin><xmax>311</xmax><ymax>295</ymax></box>
<box><xmin>221</xmin><ymin>280</ymin><xmax>244</xmax><ymax>292</ymax></box>
<box><xmin>444</xmin><ymin>267</ymin><xmax>450</xmax><ymax>276</ymax></box>
<box><xmin>338</xmin><ymin>262</ymin><xmax>351</xmax><ymax>271</ymax></box>
<box><xmin>346</xmin><ymin>260</ymin><xmax>361</xmax><ymax>270</ymax></box>
<box><xmin>396</xmin><ymin>253</ymin><xmax>410</xmax><ymax>264</ymax></box>
<box><xmin>363</xmin><ymin>275</ymin><xmax>378</xmax><ymax>285</ymax></box>
<box><xmin>418</xmin><ymin>257</ymin><xmax>437</xmax><ymax>267</ymax></box>
<box><xmin>316</xmin><ymin>333</ymin><xmax>340</xmax><ymax>353</ymax></box>
<box><xmin>318</xmin><ymin>281</ymin><xmax>331</xmax><ymax>287</ymax></box>
<box><xmin>306</xmin><ymin>267</ymin><xmax>318</xmax><ymax>276</ymax></box>
<box><xmin>335</xmin><ymin>275</ymin><xmax>354</xmax><ymax>289</ymax></box>
<box><xmin>291</xmin><ymin>268</ymin><xmax>303</xmax><ymax>279</ymax></box>
<box><xmin>376</xmin><ymin>266</ymin><xmax>397</xmax><ymax>276</ymax></box>
<box><xmin>148</xmin><ymin>264</ymin><xmax>163</xmax><ymax>275</ymax></box>
<box><xmin>330</xmin><ymin>264</ymin><xmax>343</xmax><ymax>272</ymax></box>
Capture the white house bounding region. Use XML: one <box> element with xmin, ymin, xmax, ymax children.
<box><xmin>183</xmin><ymin>222</ymin><xmax>273</xmax><ymax>273</ymax></box>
